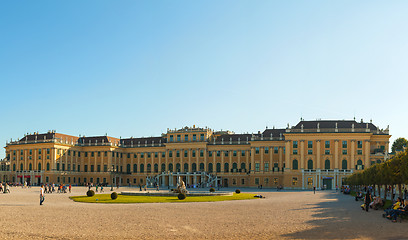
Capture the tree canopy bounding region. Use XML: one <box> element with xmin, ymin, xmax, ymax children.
<box><xmin>391</xmin><ymin>137</ymin><xmax>408</xmax><ymax>153</ymax></box>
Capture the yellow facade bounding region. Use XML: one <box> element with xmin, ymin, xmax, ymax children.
<box><xmin>2</xmin><ymin>120</ymin><xmax>390</xmax><ymax>189</ymax></box>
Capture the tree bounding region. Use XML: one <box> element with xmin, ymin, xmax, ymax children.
<box><xmin>391</xmin><ymin>137</ymin><xmax>408</xmax><ymax>153</ymax></box>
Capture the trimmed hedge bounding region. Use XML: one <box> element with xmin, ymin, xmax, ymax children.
<box><xmin>111</xmin><ymin>192</ymin><xmax>118</xmax><ymax>200</ymax></box>
<box><xmin>178</xmin><ymin>193</ymin><xmax>186</xmax><ymax>200</ymax></box>
<box><xmin>87</xmin><ymin>190</ymin><xmax>95</xmax><ymax>197</ymax></box>
<box><xmin>209</xmin><ymin>188</ymin><xmax>215</xmax><ymax>193</ymax></box>
<box><xmin>235</xmin><ymin>189</ymin><xmax>241</xmax><ymax>194</ymax></box>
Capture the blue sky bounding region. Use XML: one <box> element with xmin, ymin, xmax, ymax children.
<box><xmin>1</xmin><ymin>1</ymin><xmax>407</xmax><ymax>158</ymax></box>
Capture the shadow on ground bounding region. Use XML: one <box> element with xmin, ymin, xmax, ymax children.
<box><xmin>282</xmin><ymin>192</ymin><xmax>406</xmax><ymax>239</ymax></box>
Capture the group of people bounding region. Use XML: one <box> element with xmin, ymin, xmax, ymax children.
<box><xmin>0</xmin><ymin>182</ymin><xmax>11</xmax><ymax>193</ymax></box>
<box><xmin>42</xmin><ymin>183</ymin><xmax>72</xmax><ymax>194</ymax></box>
<box><xmin>383</xmin><ymin>197</ymin><xmax>408</xmax><ymax>222</ymax></box>
<box><xmin>87</xmin><ymin>183</ymin><xmax>104</xmax><ymax>193</ymax></box>
<box><xmin>358</xmin><ymin>191</ymin><xmax>384</xmax><ymax>211</ymax></box>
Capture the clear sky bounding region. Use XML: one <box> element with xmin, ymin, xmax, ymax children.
<box><xmin>1</xmin><ymin>1</ymin><xmax>407</xmax><ymax>158</ymax></box>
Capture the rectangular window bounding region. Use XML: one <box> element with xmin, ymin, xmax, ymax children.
<box><xmin>264</xmin><ymin>178</ymin><xmax>269</xmax><ymax>184</ymax></box>
<box><xmin>47</xmin><ymin>149</ymin><xmax>50</xmax><ymax>154</ymax></box>
<box><xmin>342</xmin><ymin>141</ymin><xmax>347</xmax><ymax>148</ymax></box>
<box><xmin>97</xmin><ymin>165</ymin><xmax>101</xmax><ymax>172</ymax></box>
<box><xmin>308</xmin><ymin>141</ymin><xmax>313</xmax><ymax>148</ymax></box>
<box><xmin>155</xmin><ymin>152</ymin><xmax>158</xmax><ymax>158</ymax></box>
<box><xmin>56</xmin><ymin>163</ymin><xmax>60</xmax><ymax>171</ymax></box>
<box><xmin>38</xmin><ymin>149</ymin><xmax>42</xmax><ymax>155</ymax></box>
<box><xmin>217</xmin><ymin>151</ymin><xmax>221</xmax><ymax>157</ymax></box>
<box><xmin>78</xmin><ymin>165</ymin><xmax>80</xmax><ymax>172</ymax></box>
<box><xmin>357</xmin><ymin>141</ymin><xmax>363</xmax><ymax>148</ymax></box>
<box><xmin>98</xmin><ymin>151</ymin><xmax>101</xmax><ymax>157</ymax></box>
<box><xmin>169</xmin><ymin>151</ymin><xmax>173</xmax><ymax>157</ymax></box>
<box><xmin>255</xmin><ymin>163</ymin><xmax>260</xmax><ymax>172</ymax></box>
<box><xmin>141</xmin><ymin>153</ymin><xmax>144</xmax><ymax>158</ymax></box>
<box><xmin>104</xmin><ymin>165</ymin><xmax>107</xmax><ymax>172</ymax></box>
<box><xmin>357</xmin><ymin>150</ymin><xmax>362</xmax><ymax>155</ymax></box>
<box><xmin>325</xmin><ymin>150</ymin><xmax>330</xmax><ymax>155</ymax></box>
<box><xmin>307</xmin><ymin>177</ymin><xmax>313</xmax><ymax>186</ymax></box>
<box><xmin>184</xmin><ymin>135</ymin><xmax>188</xmax><ymax>142</ymax></box>
<box><xmin>127</xmin><ymin>153</ymin><xmax>130</xmax><ymax>158</ymax></box>
<box><xmin>104</xmin><ymin>151</ymin><xmax>107</xmax><ymax>157</ymax></box>
<box><xmin>29</xmin><ymin>149</ymin><xmax>32</xmax><ymax>155</ymax></box>
<box><xmin>293</xmin><ymin>150</ymin><xmax>298</xmax><ymax>155</ymax></box>
<box><xmin>342</xmin><ymin>150</ymin><xmax>347</xmax><ymax>155</ymax></box>
<box><xmin>200</xmin><ymin>150</ymin><xmax>204</xmax><ymax>157</ymax></box>
<box><xmin>293</xmin><ymin>141</ymin><xmax>298</xmax><ymax>148</ymax></box>
<box><xmin>162</xmin><ymin>152</ymin><xmax>165</xmax><ymax>158</ymax></box>
<box><xmin>170</xmin><ymin>135</ymin><xmax>173</xmax><ymax>142</ymax></box>
<box><xmin>325</xmin><ymin>141</ymin><xmax>330</xmax><ymax>148</ymax></box>
<box><xmin>255</xmin><ymin>147</ymin><xmax>260</xmax><ymax>154</ymax></box>
<box><xmin>90</xmin><ymin>165</ymin><xmax>94</xmax><ymax>172</ymax></box>
<box><xmin>185</xmin><ymin>151</ymin><xmax>189</xmax><ymax>158</ymax></box>
<box><xmin>147</xmin><ymin>153</ymin><xmax>151</xmax><ymax>158</ymax></box>
<box><xmin>308</xmin><ymin>150</ymin><xmax>313</xmax><ymax>155</ymax></box>
<box><xmin>274</xmin><ymin>178</ymin><xmax>278</xmax><ymax>185</ymax></box>
<box><xmin>177</xmin><ymin>135</ymin><xmax>181</xmax><ymax>142</ymax></box>
<box><xmin>241</xmin><ymin>150</ymin><xmax>246</xmax><ymax>156</ymax></box>
<box><xmin>255</xmin><ymin>178</ymin><xmax>260</xmax><ymax>185</ymax></box>
<box><xmin>193</xmin><ymin>134</ymin><xmax>196</xmax><ymax>141</ymax></box>
<box><xmin>84</xmin><ymin>165</ymin><xmax>88</xmax><ymax>172</ymax></box>
<box><xmin>224</xmin><ymin>151</ymin><xmax>228</xmax><ymax>157</ymax></box>
<box><xmin>265</xmin><ymin>147</ymin><xmax>269</xmax><ymax>154</ymax></box>
<box><xmin>292</xmin><ymin>177</ymin><xmax>298</xmax><ymax>185</ymax></box>
<box><xmin>264</xmin><ymin>162</ymin><xmax>269</xmax><ymax>172</ymax></box>
<box><xmin>209</xmin><ymin>151</ymin><xmax>213</xmax><ymax>157</ymax></box>
<box><xmin>233</xmin><ymin>151</ymin><xmax>237</xmax><ymax>156</ymax></box>
<box><xmin>176</xmin><ymin>151</ymin><xmax>180</xmax><ymax>157</ymax></box>
<box><xmin>274</xmin><ymin>147</ymin><xmax>278</xmax><ymax>154</ymax></box>
<box><xmin>85</xmin><ymin>152</ymin><xmax>88</xmax><ymax>157</ymax></box>
<box><xmin>200</xmin><ymin>134</ymin><xmax>204</xmax><ymax>141</ymax></box>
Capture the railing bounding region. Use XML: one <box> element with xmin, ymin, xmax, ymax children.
<box><xmin>286</xmin><ymin>128</ymin><xmax>388</xmax><ymax>134</ymax></box>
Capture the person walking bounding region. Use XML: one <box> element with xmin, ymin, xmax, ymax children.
<box><xmin>69</xmin><ymin>184</ymin><xmax>72</xmax><ymax>193</ymax></box>
<box><xmin>313</xmin><ymin>186</ymin><xmax>316</xmax><ymax>194</ymax></box>
<box><xmin>40</xmin><ymin>184</ymin><xmax>45</xmax><ymax>205</ymax></box>
<box><xmin>364</xmin><ymin>191</ymin><xmax>372</xmax><ymax>212</ymax></box>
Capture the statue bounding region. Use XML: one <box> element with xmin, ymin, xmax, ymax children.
<box><xmin>174</xmin><ymin>176</ymin><xmax>189</xmax><ymax>194</ymax></box>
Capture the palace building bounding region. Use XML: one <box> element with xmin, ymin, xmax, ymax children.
<box><xmin>1</xmin><ymin>119</ymin><xmax>391</xmax><ymax>190</ymax></box>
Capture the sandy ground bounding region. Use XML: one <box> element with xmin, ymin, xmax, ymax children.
<box><xmin>0</xmin><ymin>186</ymin><xmax>405</xmax><ymax>240</ymax></box>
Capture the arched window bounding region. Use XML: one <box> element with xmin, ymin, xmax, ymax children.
<box><xmin>356</xmin><ymin>159</ymin><xmax>363</xmax><ymax>170</ymax></box>
<box><xmin>176</xmin><ymin>163</ymin><xmax>181</xmax><ymax>172</ymax></box>
<box><xmin>47</xmin><ymin>162</ymin><xmax>50</xmax><ymax>171</ymax></box>
<box><xmin>154</xmin><ymin>164</ymin><xmax>158</xmax><ymax>173</ymax></box>
<box><xmin>184</xmin><ymin>163</ymin><xmax>189</xmax><ymax>172</ymax></box>
<box><xmin>240</xmin><ymin>162</ymin><xmax>246</xmax><ymax>171</ymax></box>
<box><xmin>133</xmin><ymin>164</ymin><xmax>137</xmax><ymax>173</ymax></box>
<box><xmin>168</xmin><ymin>163</ymin><xmax>173</xmax><ymax>172</ymax></box>
<box><xmin>29</xmin><ymin>163</ymin><xmax>32</xmax><ymax>171</ymax></box>
<box><xmin>140</xmin><ymin>164</ymin><xmax>145</xmax><ymax>173</ymax></box>
<box><xmin>147</xmin><ymin>164</ymin><xmax>151</xmax><ymax>173</ymax></box>
<box><xmin>161</xmin><ymin>163</ymin><xmax>165</xmax><ymax>172</ymax></box>
<box><xmin>292</xmin><ymin>159</ymin><xmax>298</xmax><ymax>170</ymax></box>
<box><xmin>325</xmin><ymin>159</ymin><xmax>330</xmax><ymax>170</ymax></box>
<box><xmin>199</xmin><ymin>163</ymin><xmax>204</xmax><ymax>171</ymax></box>
<box><xmin>192</xmin><ymin>163</ymin><xmax>197</xmax><ymax>172</ymax></box>
<box><xmin>216</xmin><ymin>163</ymin><xmax>221</xmax><ymax>173</ymax></box>
<box><xmin>224</xmin><ymin>163</ymin><xmax>229</xmax><ymax>173</ymax></box>
<box><xmin>38</xmin><ymin>162</ymin><xmax>41</xmax><ymax>171</ymax></box>
<box><xmin>232</xmin><ymin>162</ymin><xmax>238</xmax><ymax>171</ymax></box>
<box><xmin>342</xmin><ymin>160</ymin><xmax>347</xmax><ymax>170</ymax></box>
<box><xmin>208</xmin><ymin>163</ymin><xmax>213</xmax><ymax>172</ymax></box>
<box><xmin>126</xmin><ymin>164</ymin><xmax>131</xmax><ymax>173</ymax></box>
<box><xmin>307</xmin><ymin>160</ymin><xmax>313</xmax><ymax>170</ymax></box>
<box><xmin>13</xmin><ymin>164</ymin><xmax>16</xmax><ymax>171</ymax></box>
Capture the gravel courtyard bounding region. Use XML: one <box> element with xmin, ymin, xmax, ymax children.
<box><xmin>0</xmin><ymin>187</ymin><xmax>405</xmax><ymax>239</ymax></box>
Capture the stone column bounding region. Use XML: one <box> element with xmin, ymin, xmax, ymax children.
<box><xmin>334</xmin><ymin>140</ymin><xmax>339</xmax><ymax>169</ymax></box>
<box><xmin>250</xmin><ymin>148</ymin><xmax>255</xmax><ymax>173</ymax></box>
<box><xmin>365</xmin><ymin>140</ymin><xmax>370</xmax><ymax>168</ymax></box>
<box><xmin>285</xmin><ymin>141</ymin><xmax>290</xmax><ymax>170</ymax></box>
<box><xmin>278</xmin><ymin>147</ymin><xmax>283</xmax><ymax>170</ymax></box>
<box><xmin>316</xmin><ymin>140</ymin><xmax>321</xmax><ymax>169</ymax></box>
<box><xmin>260</xmin><ymin>147</ymin><xmax>264</xmax><ymax>172</ymax></box>
<box><xmin>300</xmin><ymin>141</ymin><xmax>305</xmax><ymax>169</ymax></box>
<box><xmin>351</xmin><ymin>140</ymin><xmax>355</xmax><ymax>169</ymax></box>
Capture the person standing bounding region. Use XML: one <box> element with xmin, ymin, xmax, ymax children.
<box><xmin>40</xmin><ymin>184</ymin><xmax>45</xmax><ymax>205</ymax></box>
<box><xmin>313</xmin><ymin>186</ymin><xmax>316</xmax><ymax>194</ymax></box>
<box><xmin>69</xmin><ymin>184</ymin><xmax>72</xmax><ymax>193</ymax></box>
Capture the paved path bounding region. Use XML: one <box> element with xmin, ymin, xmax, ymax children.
<box><xmin>0</xmin><ymin>187</ymin><xmax>404</xmax><ymax>239</ymax></box>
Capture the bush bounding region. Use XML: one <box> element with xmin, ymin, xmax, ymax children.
<box><xmin>235</xmin><ymin>189</ymin><xmax>241</xmax><ymax>194</ymax></box>
<box><xmin>87</xmin><ymin>190</ymin><xmax>95</xmax><ymax>197</ymax></box>
<box><xmin>178</xmin><ymin>193</ymin><xmax>186</xmax><ymax>200</ymax></box>
<box><xmin>209</xmin><ymin>188</ymin><xmax>215</xmax><ymax>193</ymax></box>
<box><xmin>111</xmin><ymin>192</ymin><xmax>118</xmax><ymax>200</ymax></box>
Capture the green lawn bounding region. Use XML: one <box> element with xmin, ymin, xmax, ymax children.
<box><xmin>70</xmin><ymin>193</ymin><xmax>258</xmax><ymax>203</ymax></box>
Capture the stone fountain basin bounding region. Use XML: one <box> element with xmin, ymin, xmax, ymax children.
<box><xmin>120</xmin><ymin>191</ymin><xmax>233</xmax><ymax>197</ymax></box>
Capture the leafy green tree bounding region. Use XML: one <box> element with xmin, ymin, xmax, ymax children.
<box><xmin>391</xmin><ymin>137</ymin><xmax>408</xmax><ymax>153</ymax></box>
